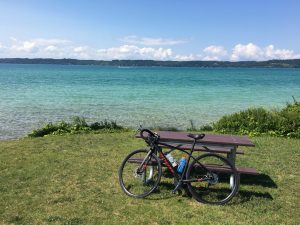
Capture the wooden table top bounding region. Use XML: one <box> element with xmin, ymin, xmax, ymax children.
<box><xmin>138</xmin><ymin>131</ymin><xmax>255</xmax><ymax>147</ymax></box>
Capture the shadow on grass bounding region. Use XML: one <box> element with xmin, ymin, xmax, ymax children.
<box><xmin>146</xmin><ymin>170</ymin><xmax>275</xmax><ymax>203</ymax></box>
<box><xmin>164</xmin><ymin>169</ymin><xmax>277</xmax><ymax>188</ymax></box>
<box><xmin>145</xmin><ymin>182</ymin><xmax>179</xmax><ymax>200</ymax></box>
<box><xmin>236</xmin><ymin>190</ymin><xmax>273</xmax><ymax>204</ymax></box>
<box><xmin>240</xmin><ymin>173</ymin><xmax>277</xmax><ymax>188</ymax></box>
<box><xmin>148</xmin><ymin>183</ymin><xmax>273</xmax><ymax>204</ymax></box>
<box><xmin>146</xmin><ymin>178</ymin><xmax>274</xmax><ymax>204</ymax></box>
<box><xmin>144</xmin><ymin>181</ymin><xmax>193</xmax><ymax>201</ymax></box>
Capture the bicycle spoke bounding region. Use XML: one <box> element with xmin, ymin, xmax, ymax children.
<box><xmin>186</xmin><ymin>153</ymin><xmax>238</xmax><ymax>205</ymax></box>
<box><xmin>119</xmin><ymin>149</ymin><xmax>162</xmax><ymax>198</ymax></box>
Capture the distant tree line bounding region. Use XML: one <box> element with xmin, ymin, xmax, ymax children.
<box><xmin>0</xmin><ymin>58</ymin><xmax>300</xmax><ymax>68</ymax></box>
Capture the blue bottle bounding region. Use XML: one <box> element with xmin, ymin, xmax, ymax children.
<box><xmin>177</xmin><ymin>157</ymin><xmax>187</xmax><ymax>173</ymax></box>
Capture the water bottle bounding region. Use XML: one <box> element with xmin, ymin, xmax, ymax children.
<box><xmin>166</xmin><ymin>153</ymin><xmax>177</xmax><ymax>167</ymax></box>
<box><xmin>177</xmin><ymin>157</ymin><xmax>187</xmax><ymax>173</ymax></box>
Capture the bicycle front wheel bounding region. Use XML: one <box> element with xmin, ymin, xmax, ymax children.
<box><xmin>119</xmin><ymin>149</ymin><xmax>162</xmax><ymax>198</ymax></box>
<box><xmin>186</xmin><ymin>153</ymin><xmax>238</xmax><ymax>205</ymax></box>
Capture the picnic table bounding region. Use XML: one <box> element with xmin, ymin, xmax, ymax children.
<box><xmin>137</xmin><ymin>131</ymin><xmax>259</xmax><ymax>177</ymax></box>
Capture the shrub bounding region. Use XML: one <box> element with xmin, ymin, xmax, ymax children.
<box><xmin>213</xmin><ymin>107</ymin><xmax>278</xmax><ymax>134</ymax></box>
<box><xmin>90</xmin><ymin>120</ymin><xmax>123</xmax><ymax>130</ymax></box>
<box><xmin>27</xmin><ymin>117</ymin><xmax>126</xmax><ymax>137</ymax></box>
<box><xmin>212</xmin><ymin>101</ymin><xmax>300</xmax><ymax>138</ymax></box>
<box><xmin>277</xmin><ymin>101</ymin><xmax>300</xmax><ymax>138</ymax></box>
<box><xmin>199</xmin><ymin>124</ymin><xmax>213</xmax><ymax>131</ymax></box>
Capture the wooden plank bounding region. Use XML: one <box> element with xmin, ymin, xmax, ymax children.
<box><xmin>236</xmin><ymin>167</ymin><xmax>259</xmax><ymax>175</ymax></box>
<box><xmin>159</xmin><ymin>143</ymin><xmax>244</xmax><ymax>154</ymax></box>
<box><xmin>137</xmin><ymin>131</ymin><xmax>255</xmax><ymax>147</ymax></box>
<box><xmin>157</xmin><ymin>131</ymin><xmax>255</xmax><ymax>147</ymax></box>
<box><xmin>194</xmin><ymin>163</ymin><xmax>259</xmax><ymax>175</ymax></box>
<box><xmin>127</xmin><ymin>158</ymin><xmax>259</xmax><ymax>175</ymax></box>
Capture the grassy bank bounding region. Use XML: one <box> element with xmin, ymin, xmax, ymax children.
<box><xmin>1</xmin><ymin>132</ymin><xmax>299</xmax><ymax>224</ymax></box>
<box><xmin>212</xmin><ymin>101</ymin><xmax>300</xmax><ymax>138</ymax></box>
<box><xmin>26</xmin><ymin>101</ymin><xmax>300</xmax><ymax>139</ymax></box>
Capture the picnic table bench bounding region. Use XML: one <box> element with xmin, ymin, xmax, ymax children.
<box><xmin>137</xmin><ymin>131</ymin><xmax>259</xmax><ymax>177</ymax></box>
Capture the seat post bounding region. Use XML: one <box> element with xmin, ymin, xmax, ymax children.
<box><xmin>186</xmin><ymin>139</ymin><xmax>197</xmax><ymax>167</ymax></box>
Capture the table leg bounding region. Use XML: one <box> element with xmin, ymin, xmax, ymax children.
<box><xmin>227</xmin><ymin>147</ymin><xmax>238</xmax><ymax>190</ymax></box>
<box><xmin>227</xmin><ymin>146</ymin><xmax>237</xmax><ymax>165</ymax></box>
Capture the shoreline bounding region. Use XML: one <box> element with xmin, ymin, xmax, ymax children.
<box><xmin>3</xmin><ymin>100</ymin><xmax>298</xmax><ymax>140</ymax></box>
<box><xmin>1</xmin><ymin>58</ymin><xmax>300</xmax><ymax>68</ymax></box>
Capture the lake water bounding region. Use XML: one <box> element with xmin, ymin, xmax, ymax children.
<box><xmin>0</xmin><ymin>64</ymin><xmax>300</xmax><ymax>139</ymax></box>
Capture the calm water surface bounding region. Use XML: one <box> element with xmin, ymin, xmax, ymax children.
<box><xmin>1</xmin><ymin>64</ymin><xmax>300</xmax><ymax>139</ymax></box>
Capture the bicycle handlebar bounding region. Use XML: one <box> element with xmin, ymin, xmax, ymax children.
<box><xmin>140</xmin><ymin>128</ymin><xmax>156</xmax><ymax>139</ymax></box>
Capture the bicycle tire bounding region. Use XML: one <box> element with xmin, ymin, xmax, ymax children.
<box><xmin>119</xmin><ymin>149</ymin><xmax>162</xmax><ymax>198</ymax></box>
<box><xmin>186</xmin><ymin>153</ymin><xmax>238</xmax><ymax>205</ymax></box>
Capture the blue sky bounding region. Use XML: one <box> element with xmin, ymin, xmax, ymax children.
<box><xmin>0</xmin><ymin>0</ymin><xmax>299</xmax><ymax>61</ymax></box>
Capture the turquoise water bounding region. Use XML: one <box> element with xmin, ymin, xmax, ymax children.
<box><xmin>0</xmin><ymin>64</ymin><xmax>300</xmax><ymax>139</ymax></box>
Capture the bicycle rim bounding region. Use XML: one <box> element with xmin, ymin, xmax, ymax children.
<box><xmin>186</xmin><ymin>153</ymin><xmax>238</xmax><ymax>205</ymax></box>
<box><xmin>119</xmin><ymin>149</ymin><xmax>162</xmax><ymax>198</ymax></box>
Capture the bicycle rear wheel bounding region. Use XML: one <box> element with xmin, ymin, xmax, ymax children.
<box><xmin>186</xmin><ymin>153</ymin><xmax>238</xmax><ymax>205</ymax></box>
<box><xmin>119</xmin><ymin>149</ymin><xmax>162</xmax><ymax>198</ymax></box>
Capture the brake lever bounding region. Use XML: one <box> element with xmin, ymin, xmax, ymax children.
<box><xmin>134</xmin><ymin>124</ymin><xmax>143</xmax><ymax>136</ymax></box>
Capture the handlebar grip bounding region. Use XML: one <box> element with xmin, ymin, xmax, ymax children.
<box><xmin>199</xmin><ymin>133</ymin><xmax>205</xmax><ymax>139</ymax></box>
<box><xmin>140</xmin><ymin>129</ymin><xmax>156</xmax><ymax>139</ymax></box>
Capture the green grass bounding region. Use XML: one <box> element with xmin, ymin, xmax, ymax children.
<box><xmin>1</xmin><ymin>132</ymin><xmax>299</xmax><ymax>224</ymax></box>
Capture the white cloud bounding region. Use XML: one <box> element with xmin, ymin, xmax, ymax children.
<box><xmin>10</xmin><ymin>38</ymin><xmax>70</xmax><ymax>51</ymax></box>
<box><xmin>230</xmin><ymin>43</ymin><xmax>300</xmax><ymax>61</ymax></box>
<box><xmin>70</xmin><ymin>46</ymin><xmax>93</xmax><ymax>59</ymax></box>
<box><xmin>202</xmin><ymin>56</ymin><xmax>220</xmax><ymax>61</ymax></box>
<box><xmin>96</xmin><ymin>45</ymin><xmax>173</xmax><ymax>60</ymax></box>
<box><xmin>203</xmin><ymin>45</ymin><xmax>227</xmax><ymax>56</ymax></box>
<box><xmin>231</xmin><ymin>43</ymin><xmax>263</xmax><ymax>61</ymax></box>
<box><xmin>264</xmin><ymin>45</ymin><xmax>299</xmax><ymax>60</ymax></box>
<box><xmin>7</xmin><ymin>38</ymin><xmax>72</xmax><ymax>57</ymax></box>
<box><xmin>152</xmin><ymin>48</ymin><xmax>173</xmax><ymax>59</ymax></box>
<box><xmin>22</xmin><ymin>41</ymin><xmax>37</xmax><ymax>52</ymax></box>
<box><xmin>97</xmin><ymin>45</ymin><xmax>138</xmax><ymax>59</ymax></box>
<box><xmin>73</xmin><ymin>46</ymin><xmax>90</xmax><ymax>53</ymax></box>
<box><xmin>202</xmin><ymin>45</ymin><xmax>227</xmax><ymax>61</ymax></box>
<box><xmin>0</xmin><ymin>38</ymin><xmax>299</xmax><ymax>61</ymax></box>
<box><xmin>122</xmin><ymin>35</ymin><xmax>187</xmax><ymax>46</ymax></box>
<box><xmin>44</xmin><ymin>45</ymin><xmax>57</xmax><ymax>52</ymax></box>
<box><xmin>175</xmin><ymin>54</ymin><xmax>195</xmax><ymax>61</ymax></box>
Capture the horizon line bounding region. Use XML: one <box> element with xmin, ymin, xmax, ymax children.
<box><xmin>1</xmin><ymin>57</ymin><xmax>300</xmax><ymax>63</ymax></box>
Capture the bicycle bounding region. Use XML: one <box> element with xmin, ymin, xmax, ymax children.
<box><xmin>118</xmin><ymin>128</ymin><xmax>239</xmax><ymax>205</ymax></box>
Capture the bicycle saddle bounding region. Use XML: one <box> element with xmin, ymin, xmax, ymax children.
<box><xmin>187</xmin><ymin>133</ymin><xmax>205</xmax><ymax>140</ymax></box>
